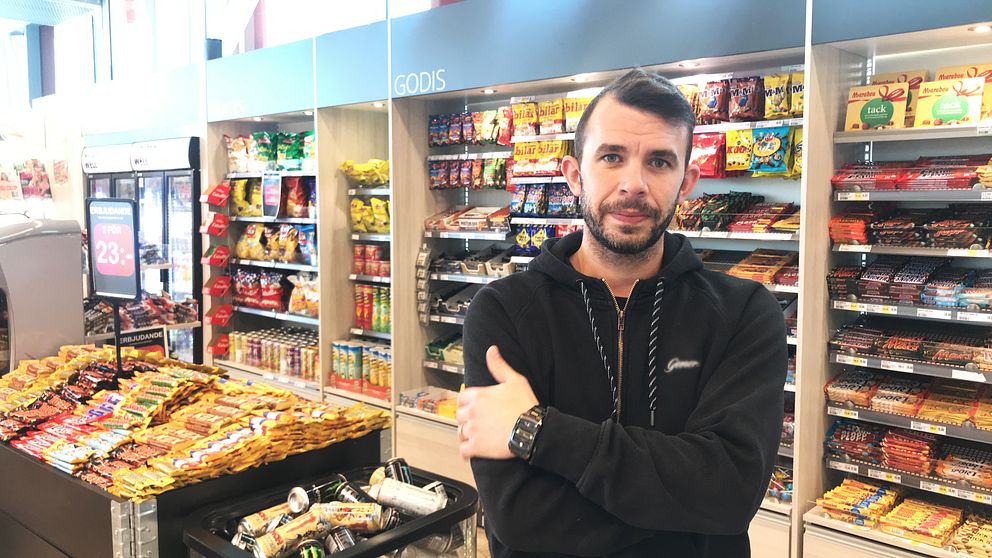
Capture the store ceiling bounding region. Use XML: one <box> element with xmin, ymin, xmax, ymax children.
<box><xmin>0</xmin><ymin>0</ymin><xmax>100</xmax><ymax>26</ymax></box>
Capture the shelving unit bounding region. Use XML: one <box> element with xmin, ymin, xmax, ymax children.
<box><xmin>85</xmin><ymin>321</ymin><xmax>202</xmax><ymax>343</ymax></box>
<box><xmin>215</xmin><ymin>358</ymin><xmax>321</xmax><ymax>399</ymax></box>
<box><xmin>801</xmin><ymin>19</ymin><xmax>992</xmax><ymax>558</ymax></box>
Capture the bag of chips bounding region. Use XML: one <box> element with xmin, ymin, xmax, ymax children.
<box><xmin>296</xmin><ymin>225</ymin><xmax>317</xmax><ymax>266</ymax></box>
<box><xmin>276</xmin><ymin>132</ymin><xmax>303</xmax><ymax>171</ymax></box>
<box><xmin>691</xmin><ymin>133</ymin><xmax>726</xmax><ymax>178</ymax></box>
<box><xmin>303</xmin><ymin>176</ymin><xmax>317</xmax><ymax>218</ymax></box>
<box><xmin>447</xmin><ymin>113</ymin><xmax>462</xmax><ymax>145</ymax></box>
<box><xmin>699</xmin><ymin>80</ymin><xmax>730</xmax><ymax>122</ymax></box>
<box><xmin>789</xmin><ymin>127</ymin><xmax>804</xmax><ymax>178</ymax></box>
<box><xmin>235</xmin><ymin>224</ymin><xmax>266</xmax><ymax>260</ymax></box>
<box><xmin>263</xmin><ymin>226</ymin><xmax>282</xmax><ymax>260</ymax></box>
<box><xmin>460</xmin><ymin>160</ymin><xmax>473</xmax><ymax>188</ymax></box>
<box><xmin>429</xmin><ymin>115</ymin><xmax>443</xmax><ymax>147</ymax></box>
<box><xmin>789</xmin><ymin>72</ymin><xmax>804</xmax><ymax>117</ymax></box>
<box><xmin>764</xmin><ymin>73</ymin><xmax>791</xmax><ymax>119</ymax></box>
<box><xmin>471</xmin><ymin>159</ymin><xmax>484</xmax><ymax>189</ymax></box>
<box><xmin>538</xmin><ymin>99</ymin><xmax>565</xmax><ymax>135</ymax></box>
<box><xmin>523</xmin><ymin>184</ymin><xmax>548</xmax><ymax>216</ymax></box>
<box><xmin>512</xmin><ymin>103</ymin><xmax>538</xmax><ymax>137</ymax></box>
<box><xmin>370</xmin><ymin>197</ymin><xmax>390</xmax><ymax>233</ymax></box>
<box><xmin>729</xmin><ymin>77</ymin><xmax>764</xmax><ymax>122</ymax></box>
<box><xmin>497</xmin><ymin>106</ymin><xmax>513</xmax><ymax>146</ymax></box>
<box><xmin>547</xmin><ymin>183</ymin><xmax>579</xmax><ymax>217</ymax></box>
<box><xmin>277</xmin><ymin>225</ymin><xmax>299</xmax><ymax>262</ymax></box>
<box><xmin>564</xmin><ymin>97</ymin><xmax>592</xmax><ymax>133</ymax></box>
<box><xmin>351</xmin><ymin>199</ymin><xmax>370</xmax><ymax>232</ymax></box>
<box><xmin>725</xmin><ymin>129</ymin><xmax>754</xmax><ymax>171</ymax></box>
<box><xmin>252</xmin><ymin>132</ymin><xmax>276</xmax><ymax>171</ymax></box>
<box><xmin>460</xmin><ymin>112</ymin><xmax>475</xmax><ymax>145</ymax></box>
<box><xmin>510</xmin><ymin>186</ymin><xmax>529</xmax><ymax>216</ymax></box>
<box><xmin>284</xmin><ymin>177</ymin><xmax>307</xmax><ymax>217</ymax></box>
<box><xmin>530</xmin><ymin>226</ymin><xmax>552</xmax><ymax>252</ymax></box>
<box><xmin>224</xmin><ymin>135</ymin><xmax>249</xmax><ymax>174</ymax></box>
<box><xmin>478</xmin><ymin>110</ymin><xmax>498</xmax><ymax>144</ymax></box>
<box><xmin>233</xmin><ymin>269</ymin><xmax>261</xmax><ymax>307</ymax></box>
<box><xmin>230</xmin><ymin>179</ymin><xmax>250</xmax><ymax>216</ymax></box>
<box><xmin>287</xmin><ymin>275</ymin><xmax>308</xmax><ymax>315</ymax></box>
<box><xmin>305</xmin><ymin>276</ymin><xmax>320</xmax><ymax>317</ymax></box>
<box><xmin>259</xmin><ymin>272</ymin><xmax>285</xmax><ymax>311</ymax></box>
<box><xmin>749</xmin><ymin>127</ymin><xmax>791</xmax><ymax>174</ymax></box>
<box><xmin>246</xmin><ymin>178</ymin><xmax>263</xmax><ymax>217</ymax></box>
<box><xmin>448</xmin><ymin>160</ymin><xmax>460</xmax><ymax>189</ymax></box>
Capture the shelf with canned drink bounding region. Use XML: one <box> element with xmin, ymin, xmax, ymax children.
<box><xmin>823</xmin><ymin>458</ymin><xmax>992</xmax><ymax>508</ymax></box>
<box><xmin>831</xmin><ymin>299</ymin><xmax>992</xmax><ymax>325</ymax></box>
<box><xmin>833</xmin><ymin>125</ymin><xmax>992</xmax><ymax>144</ymax></box>
<box><xmin>216</xmin><ymin>359</ymin><xmax>322</xmax><ymax>400</ymax></box>
<box><xmin>825</xmin><ymin>402</ymin><xmax>992</xmax><ymax>446</ymax></box>
<box><xmin>85</xmin><ymin>321</ymin><xmax>202</xmax><ymax>343</ymax></box>
<box><xmin>229</xmin><ymin>258</ymin><xmax>320</xmax><ymax>272</ymax></box>
<box><xmin>233</xmin><ymin>306</ymin><xmax>320</xmax><ymax>326</ymax></box>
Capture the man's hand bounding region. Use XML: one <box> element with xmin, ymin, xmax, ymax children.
<box><xmin>457</xmin><ymin>345</ymin><xmax>538</xmax><ymax>460</ymax></box>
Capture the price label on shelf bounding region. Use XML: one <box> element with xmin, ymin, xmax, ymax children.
<box><xmin>829</xmin><ymin>461</ymin><xmax>860</xmax><ymax>474</ymax></box>
<box><xmin>838</xmin><ymin>244</ymin><xmax>871</xmax><ymax>252</ymax></box>
<box><xmin>700</xmin><ymin>231</ymin><xmax>730</xmax><ymax>238</ymax></box>
<box><xmin>959</xmin><ymin>490</ymin><xmax>992</xmax><ymax>505</ymax></box>
<box><xmin>755</xmin><ymin>120</ymin><xmax>785</xmax><ymax>128</ymax></box>
<box><xmin>916</xmin><ymin>308</ymin><xmax>952</xmax><ymax>320</ymax></box>
<box><xmin>262</xmin><ymin>373</ymin><xmax>275</xmax><ymax>381</ymax></box>
<box><xmin>910</xmin><ymin>421</ymin><xmax>946</xmax><ymax>436</ymax></box>
<box><xmin>837</xmin><ymin>192</ymin><xmax>871</xmax><ymax>201</ymax></box>
<box><xmin>952</xmin><ymin>369</ymin><xmax>987</xmax><ymax>383</ymax></box>
<box><xmin>978</xmin><ymin>124</ymin><xmax>992</xmax><ymax>137</ymax></box>
<box><xmin>293</xmin><ymin>381</ymin><xmax>307</xmax><ymax>389</ymax></box>
<box><xmin>867</xmin><ymin>304</ymin><xmax>898</xmax><ymax>315</ymax></box>
<box><xmin>836</xmin><ymin>355</ymin><xmax>868</xmax><ymax>367</ymax></box>
<box><xmin>833</xmin><ymin>301</ymin><xmax>867</xmax><ymax>311</ymax></box>
<box><xmin>947</xmin><ymin>249</ymin><xmax>986</xmax><ymax>257</ymax></box>
<box><xmin>958</xmin><ymin>312</ymin><xmax>992</xmax><ymax>323</ymax></box>
<box><xmin>982</xmin><ymin>191</ymin><xmax>992</xmax><ymax>201</ymax></box>
<box><xmin>920</xmin><ymin>481</ymin><xmax>957</xmax><ymax>497</ymax></box>
<box><xmin>868</xmin><ymin>469</ymin><xmax>902</xmax><ymax>484</ymax></box>
<box><xmin>828</xmin><ymin>407</ymin><xmax>859</xmax><ymax>419</ymax></box>
<box><xmin>881</xmin><ymin>360</ymin><xmax>914</xmax><ymax>373</ymax></box>
<box><xmin>440</xmin><ymin>316</ymin><xmax>458</xmax><ymax>324</ymax></box>
<box><xmin>441</xmin><ymin>364</ymin><xmax>461</xmax><ymax>373</ymax></box>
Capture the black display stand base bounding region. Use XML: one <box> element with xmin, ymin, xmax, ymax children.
<box><xmin>0</xmin><ymin>431</ymin><xmax>381</xmax><ymax>557</ymax></box>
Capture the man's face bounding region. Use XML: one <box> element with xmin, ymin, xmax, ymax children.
<box><xmin>562</xmin><ymin>96</ymin><xmax>700</xmax><ymax>255</ymax></box>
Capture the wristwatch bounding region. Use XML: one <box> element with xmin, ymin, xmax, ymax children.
<box><xmin>508</xmin><ymin>405</ymin><xmax>547</xmax><ymax>461</ymax></box>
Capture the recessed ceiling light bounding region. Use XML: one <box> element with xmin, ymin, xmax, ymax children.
<box><xmin>303</xmin><ymin>110</ymin><xmax>313</xmax><ymax>116</ymax></box>
<box><xmin>481</xmin><ymin>88</ymin><xmax>497</xmax><ymax>95</ymax></box>
<box><xmin>372</xmin><ymin>102</ymin><xmax>385</xmax><ymax>108</ymax></box>
<box><xmin>571</xmin><ymin>74</ymin><xmax>592</xmax><ymax>83</ymax></box>
<box><xmin>971</xmin><ymin>24</ymin><xmax>992</xmax><ymax>33</ymax></box>
<box><xmin>252</xmin><ymin>116</ymin><xmax>263</xmax><ymax>122</ymax></box>
<box><xmin>677</xmin><ymin>61</ymin><xmax>700</xmax><ymax>69</ymax></box>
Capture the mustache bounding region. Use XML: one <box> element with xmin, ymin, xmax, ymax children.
<box><xmin>600</xmin><ymin>199</ymin><xmax>661</xmax><ymax>218</ymax></box>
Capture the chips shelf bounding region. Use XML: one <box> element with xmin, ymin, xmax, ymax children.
<box><xmin>228</xmin><ymin>216</ymin><xmax>318</xmax><ymax>224</ymax></box>
<box><xmin>423</xmin><ymin>230</ymin><xmax>511</xmax><ymax>241</ymax></box>
<box><xmin>831</xmin><ymin>299</ymin><xmax>992</xmax><ymax>325</ymax></box>
<box><xmin>229</xmin><ymin>258</ymin><xmax>320</xmax><ymax>272</ymax></box>
<box><xmin>85</xmin><ymin>321</ymin><xmax>202</xmax><ymax>343</ymax></box>
<box><xmin>823</xmin><ymin>459</ymin><xmax>992</xmax><ymax>507</ymax></box>
<box><xmin>348</xmin><ymin>274</ymin><xmax>392</xmax><ymax>284</ymax></box>
<box><xmin>429</xmin><ymin>314</ymin><xmax>465</xmax><ymax>326</ymax></box>
<box><xmin>429</xmin><ymin>272</ymin><xmax>498</xmax><ymax>285</ymax></box>
<box><xmin>323</xmin><ymin>387</ymin><xmax>391</xmax><ymax>410</ymax></box>
<box><xmin>804</xmin><ymin>507</ymin><xmax>967</xmax><ymax>558</ymax></box>
<box><xmin>232</xmin><ymin>306</ymin><xmax>320</xmax><ymax>326</ymax></box>
<box><xmin>833</xmin><ymin>245</ymin><xmax>992</xmax><ymax>258</ymax></box>
<box><xmin>423</xmin><ymin>359</ymin><xmax>465</xmax><ymax>375</ymax></box>
<box><xmin>675</xmin><ymin>230</ymin><xmax>801</xmax><ymax>241</ymax></box>
<box><xmin>347</xmin><ymin>187</ymin><xmax>391</xmax><ymax>196</ymax></box>
<box><xmin>511</xmin><ymin>176</ymin><xmax>569</xmax><ymax>185</ymax></box>
<box><xmin>833</xmin><ymin>126</ymin><xmax>992</xmax><ymax>144</ymax></box>
<box><xmin>826</xmin><ymin>403</ymin><xmax>992</xmax><ymax>445</ymax></box>
<box><xmin>396</xmin><ymin>406</ymin><xmax>458</xmax><ymax>427</ymax></box>
<box><xmin>835</xmin><ymin>190</ymin><xmax>992</xmax><ymax>202</ymax></box>
<box><xmin>828</xmin><ymin>351</ymin><xmax>992</xmax><ymax>384</ymax></box>
<box><xmin>349</xmin><ymin>327</ymin><xmax>392</xmax><ymax>341</ymax></box>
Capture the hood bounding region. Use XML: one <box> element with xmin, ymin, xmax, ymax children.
<box><xmin>529</xmin><ymin>230</ymin><xmax>704</xmax><ymax>301</ymax></box>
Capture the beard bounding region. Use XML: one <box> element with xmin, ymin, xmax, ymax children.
<box><xmin>580</xmin><ymin>192</ymin><xmax>676</xmax><ymax>256</ymax></box>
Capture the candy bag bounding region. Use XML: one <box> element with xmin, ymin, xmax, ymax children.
<box><xmin>789</xmin><ymin>72</ymin><xmax>804</xmax><ymax>117</ymax></box>
<box><xmin>461</xmin><ymin>112</ymin><xmax>475</xmax><ymax>145</ymax></box>
<box><xmin>246</xmin><ymin>178</ymin><xmax>263</xmax><ymax>217</ymax></box>
<box><xmin>523</xmin><ymin>184</ymin><xmax>548</xmax><ymax>216</ymax></box>
<box><xmin>480</xmin><ymin>110</ymin><xmax>499</xmax><ymax>144</ymax></box>
<box><xmin>749</xmin><ymin>127</ymin><xmax>791</xmax><ymax>174</ymax></box>
<box><xmin>699</xmin><ymin>80</ymin><xmax>730</xmax><ymax>122</ymax></box>
<box><xmin>512</xmin><ymin>102</ymin><xmax>538</xmax><ymax>136</ymax></box>
<box><xmin>510</xmin><ymin>186</ymin><xmax>529</xmax><ymax>216</ymax></box>
<box><xmin>287</xmin><ymin>275</ymin><xmax>308</xmax><ymax>315</ymax></box>
<box><xmin>230</xmin><ymin>179</ymin><xmax>250</xmax><ymax>216</ymax></box>
<box><xmin>763</xmin><ymin>73</ymin><xmax>791</xmax><ymax>119</ymax></box>
<box><xmin>471</xmin><ymin>159</ymin><xmax>484</xmax><ymax>189</ymax></box>
<box><xmin>497</xmin><ymin>106</ymin><xmax>513</xmax><ymax>146</ymax></box>
<box><xmin>729</xmin><ymin>77</ymin><xmax>764</xmax><ymax>122</ymax></box>
<box><xmin>305</xmin><ymin>276</ymin><xmax>320</xmax><ymax>317</ymax></box>
<box><xmin>690</xmin><ymin>133</ymin><xmax>726</xmax><ymax>178</ymax></box>
<box><xmin>460</xmin><ymin>160</ymin><xmax>473</xmax><ymax>188</ymax></box>
<box><xmin>725</xmin><ymin>129</ymin><xmax>754</xmax><ymax>171</ymax></box>
<box><xmin>538</xmin><ymin>99</ymin><xmax>565</xmax><ymax>135</ymax></box>
<box><xmin>564</xmin><ymin>97</ymin><xmax>592</xmax><ymax>133</ymax></box>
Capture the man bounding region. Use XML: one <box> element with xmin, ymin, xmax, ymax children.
<box><xmin>456</xmin><ymin>69</ymin><xmax>787</xmax><ymax>557</ymax></box>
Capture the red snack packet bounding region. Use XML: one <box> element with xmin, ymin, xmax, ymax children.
<box><xmin>690</xmin><ymin>133</ymin><xmax>726</xmax><ymax>178</ymax></box>
<box><xmin>497</xmin><ymin>106</ymin><xmax>513</xmax><ymax>146</ymax></box>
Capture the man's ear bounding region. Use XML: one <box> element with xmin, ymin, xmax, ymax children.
<box><xmin>561</xmin><ymin>155</ymin><xmax>582</xmax><ymax>196</ymax></box>
<box><xmin>678</xmin><ymin>163</ymin><xmax>701</xmax><ymax>204</ymax></box>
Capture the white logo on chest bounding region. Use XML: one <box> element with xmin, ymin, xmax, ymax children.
<box><xmin>664</xmin><ymin>358</ymin><xmax>700</xmax><ymax>374</ymax></box>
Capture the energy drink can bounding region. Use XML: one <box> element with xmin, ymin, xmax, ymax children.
<box><xmin>311</xmin><ymin>502</ymin><xmax>392</xmax><ymax>535</ymax></box>
<box><xmin>369</xmin><ymin>466</ymin><xmax>387</xmax><ymax>487</ymax></box>
<box><xmin>265</xmin><ymin>513</ymin><xmax>294</xmax><ymax>534</ymax></box>
<box><xmin>324</xmin><ymin>525</ymin><xmax>358</xmax><ymax>552</ymax></box>
<box><xmin>367</xmin><ymin>478</ymin><xmax>447</xmax><ymax>517</ymax></box>
<box><xmin>335</xmin><ymin>480</ymin><xmax>377</xmax><ymax>504</ymax></box>
<box><xmin>231</xmin><ymin>531</ymin><xmax>257</xmax><ymax>552</ymax></box>
<box><xmin>295</xmin><ymin>539</ymin><xmax>326</xmax><ymax>558</ymax></box>
<box><xmin>385</xmin><ymin>457</ymin><xmax>413</xmax><ymax>484</ymax></box>
<box><xmin>239</xmin><ymin>501</ymin><xmax>296</xmax><ymax>537</ymax></box>
<box><xmin>287</xmin><ymin>475</ymin><xmax>348</xmax><ymax>514</ymax></box>
<box><xmin>253</xmin><ymin>509</ymin><xmax>334</xmax><ymax>558</ymax></box>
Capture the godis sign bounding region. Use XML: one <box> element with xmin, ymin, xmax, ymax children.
<box><xmin>393</xmin><ymin>69</ymin><xmax>447</xmax><ymax>97</ymax></box>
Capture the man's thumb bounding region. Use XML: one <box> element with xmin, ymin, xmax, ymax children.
<box><xmin>486</xmin><ymin>345</ymin><xmax>516</xmax><ymax>383</ymax></box>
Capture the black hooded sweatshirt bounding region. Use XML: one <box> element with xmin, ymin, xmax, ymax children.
<box><xmin>463</xmin><ymin>230</ymin><xmax>787</xmax><ymax>558</ymax></box>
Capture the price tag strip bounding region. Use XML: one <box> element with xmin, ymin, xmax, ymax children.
<box><xmin>828</xmin><ymin>460</ymin><xmax>861</xmax><ymax>474</ymax></box>
<box><xmin>835</xmin><ymin>354</ymin><xmax>869</xmax><ymax>367</ymax></box>
<box><xmin>828</xmin><ymin>407</ymin><xmax>859</xmax><ymax>419</ymax></box>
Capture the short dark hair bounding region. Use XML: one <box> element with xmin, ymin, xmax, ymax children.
<box><xmin>573</xmin><ymin>69</ymin><xmax>696</xmax><ymax>166</ymax></box>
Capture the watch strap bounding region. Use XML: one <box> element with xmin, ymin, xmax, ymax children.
<box><xmin>508</xmin><ymin>405</ymin><xmax>547</xmax><ymax>461</ymax></box>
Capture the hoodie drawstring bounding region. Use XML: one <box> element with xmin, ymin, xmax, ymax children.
<box><xmin>578</xmin><ymin>278</ymin><xmax>665</xmax><ymax>426</ymax></box>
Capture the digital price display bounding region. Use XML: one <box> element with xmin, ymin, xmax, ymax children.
<box><xmin>87</xmin><ymin>198</ymin><xmax>141</xmax><ymax>300</ymax></box>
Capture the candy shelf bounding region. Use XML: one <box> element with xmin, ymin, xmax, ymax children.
<box><xmin>429</xmin><ymin>272</ymin><xmax>498</xmax><ymax>285</ymax></box>
<box><xmin>509</xmin><ymin>132</ymin><xmax>576</xmax><ymax>143</ymax></box>
<box><xmin>396</xmin><ymin>406</ymin><xmax>458</xmax><ymax>428</ymax></box>
<box><xmin>760</xmin><ymin>498</ymin><xmax>793</xmax><ymax>516</ymax></box>
<box><xmin>429</xmin><ymin>314</ymin><xmax>465</xmax><ymax>326</ymax></box>
<box><xmin>348</xmin><ymin>274</ymin><xmax>392</xmax><ymax>284</ymax></box>
<box><xmin>826</xmin><ymin>402</ymin><xmax>992</xmax><ymax>445</ymax></box>
<box><xmin>232</xmin><ymin>306</ymin><xmax>320</xmax><ymax>326</ymax></box>
<box><xmin>828</xmin><ymin>351</ymin><xmax>992</xmax><ymax>384</ymax></box>
<box><xmin>215</xmin><ymin>358</ymin><xmax>321</xmax><ymax>399</ymax></box>
<box><xmin>779</xmin><ymin>444</ymin><xmax>794</xmax><ymax>458</ymax></box>
<box><xmin>833</xmin><ymin>125</ymin><xmax>992</xmax><ymax>144</ymax></box>
<box><xmin>510</xmin><ymin>217</ymin><xmax>585</xmax><ymax>226</ymax></box>
<box><xmin>323</xmin><ymin>387</ymin><xmax>391</xmax><ymax>410</ymax></box>
<box><xmin>823</xmin><ymin>458</ymin><xmax>992</xmax><ymax>507</ymax></box>
<box><xmin>426</xmin><ymin>151</ymin><xmax>511</xmax><ymax>161</ymax></box>
<box><xmin>831</xmin><ymin>299</ymin><xmax>992</xmax><ymax>325</ymax></box>
<box><xmin>423</xmin><ymin>230</ymin><xmax>511</xmax><ymax>241</ymax></box>
<box><xmin>694</xmin><ymin>117</ymin><xmax>806</xmax><ymax>134</ymax></box>
<box><xmin>225</xmin><ymin>171</ymin><xmax>316</xmax><ymax>178</ymax></box>
<box><xmin>834</xmin><ymin>190</ymin><xmax>992</xmax><ymax>202</ymax></box>
<box><xmin>511</xmin><ymin>176</ymin><xmax>568</xmax><ymax>185</ymax></box>
<box><xmin>347</xmin><ymin>187</ymin><xmax>390</xmax><ymax>196</ymax></box>
<box><xmin>804</xmin><ymin>507</ymin><xmax>965</xmax><ymax>558</ymax></box>
<box><xmin>85</xmin><ymin>321</ymin><xmax>202</xmax><ymax>343</ymax></box>
<box><xmin>229</xmin><ymin>258</ymin><xmax>320</xmax><ymax>272</ymax></box>
<box><xmin>348</xmin><ymin>327</ymin><xmax>391</xmax><ymax>341</ymax></box>
<box><xmin>832</xmin><ymin>245</ymin><xmax>992</xmax><ymax>258</ymax></box>
<box><xmin>675</xmin><ymin>230</ymin><xmax>801</xmax><ymax>242</ymax></box>
<box><xmin>351</xmin><ymin>233</ymin><xmax>391</xmax><ymax>242</ymax></box>
<box><xmin>423</xmin><ymin>359</ymin><xmax>465</xmax><ymax>375</ymax></box>
<box><xmin>228</xmin><ymin>216</ymin><xmax>318</xmax><ymax>224</ymax></box>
